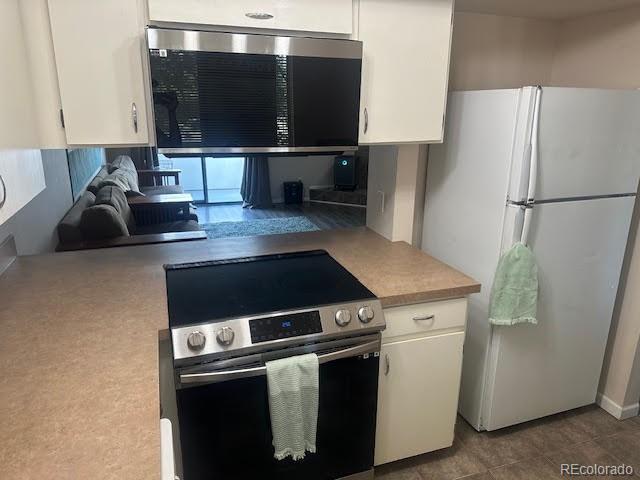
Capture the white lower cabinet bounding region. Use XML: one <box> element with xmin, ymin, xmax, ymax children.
<box><xmin>375</xmin><ymin>299</ymin><xmax>466</xmax><ymax>466</ymax></box>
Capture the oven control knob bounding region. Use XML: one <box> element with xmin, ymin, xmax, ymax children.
<box><xmin>358</xmin><ymin>306</ymin><xmax>375</xmax><ymax>323</ymax></box>
<box><xmin>216</xmin><ymin>326</ymin><xmax>235</xmax><ymax>346</ymax></box>
<box><xmin>187</xmin><ymin>331</ymin><xmax>206</xmax><ymax>351</ymax></box>
<box><xmin>335</xmin><ymin>309</ymin><xmax>352</xmax><ymax>327</ymax></box>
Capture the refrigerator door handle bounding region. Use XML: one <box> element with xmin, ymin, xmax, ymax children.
<box><xmin>520</xmin><ymin>205</ymin><xmax>533</xmax><ymax>245</ymax></box>
<box><xmin>521</xmin><ymin>86</ymin><xmax>542</xmax><ymax>245</ymax></box>
<box><xmin>527</xmin><ymin>86</ymin><xmax>542</xmax><ymax>203</ymax></box>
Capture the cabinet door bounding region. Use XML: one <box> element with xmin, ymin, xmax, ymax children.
<box><xmin>48</xmin><ymin>0</ymin><xmax>149</xmax><ymax>145</ymax></box>
<box><xmin>359</xmin><ymin>0</ymin><xmax>453</xmax><ymax>144</ymax></box>
<box><xmin>0</xmin><ymin>150</ymin><xmax>46</xmax><ymax>226</ymax></box>
<box><xmin>375</xmin><ymin>332</ymin><xmax>464</xmax><ymax>465</ymax></box>
<box><xmin>148</xmin><ymin>0</ymin><xmax>353</xmax><ymax>35</ymax></box>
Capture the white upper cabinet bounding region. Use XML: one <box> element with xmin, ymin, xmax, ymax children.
<box><xmin>19</xmin><ymin>0</ymin><xmax>67</xmax><ymax>149</ymax></box>
<box><xmin>0</xmin><ymin>0</ymin><xmax>39</xmax><ymax>148</ymax></box>
<box><xmin>47</xmin><ymin>0</ymin><xmax>149</xmax><ymax>146</ymax></box>
<box><xmin>358</xmin><ymin>0</ymin><xmax>454</xmax><ymax>144</ymax></box>
<box><xmin>148</xmin><ymin>0</ymin><xmax>353</xmax><ymax>35</ymax></box>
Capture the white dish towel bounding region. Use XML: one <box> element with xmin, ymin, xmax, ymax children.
<box><xmin>266</xmin><ymin>353</ymin><xmax>319</xmax><ymax>461</ymax></box>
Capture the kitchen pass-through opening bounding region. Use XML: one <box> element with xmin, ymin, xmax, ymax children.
<box><xmin>156</xmin><ymin>151</ymin><xmax>369</xmax><ymax>240</ymax></box>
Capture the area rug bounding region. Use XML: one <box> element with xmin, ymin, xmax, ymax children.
<box><xmin>202</xmin><ymin>216</ymin><xmax>320</xmax><ymax>239</ymax></box>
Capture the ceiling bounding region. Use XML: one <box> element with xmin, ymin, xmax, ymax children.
<box><xmin>455</xmin><ymin>0</ymin><xmax>640</xmax><ymax>20</ymax></box>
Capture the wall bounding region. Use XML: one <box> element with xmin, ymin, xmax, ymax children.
<box><xmin>0</xmin><ymin>150</ymin><xmax>73</xmax><ymax>255</ymax></box>
<box><xmin>550</xmin><ymin>6</ymin><xmax>640</xmax><ymax>88</ymax></box>
<box><xmin>366</xmin><ymin>145</ymin><xmax>427</xmax><ymax>245</ymax></box>
<box><xmin>268</xmin><ymin>156</ymin><xmax>334</xmax><ymax>203</ymax></box>
<box><xmin>366</xmin><ymin>146</ymin><xmax>398</xmax><ymax>240</ymax></box>
<box><xmin>548</xmin><ymin>5</ymin><xmax>640</xmax><ymax>418</ymax></box>
<box><xmin>598</xmin><ymin>183</ymin><xmax>640</xmax><ymax>418</ymax></box>
<box><xmin>67</xmin><ymin>148</ymin><xmax>105</xmax><ymax>200</ymax></box>
<box><xmin>449</xmin><ymin>12</ymin><xmax>557</xmax><ymax>91</ymax></box>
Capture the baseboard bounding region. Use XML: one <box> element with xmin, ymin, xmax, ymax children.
<box><xmin>271</xmin><ymin>197</ymin><xmax>310</xmax><ymax>204</ymax></box>
<box><xmin>596</xmin><ymin>392</ymin><xmax>640</xmax><ymax>420</ymax></box>
<box><xmin>309</xmin><ymin>199</ymin><xmax>366</xmax><ymax>208</ymax></box>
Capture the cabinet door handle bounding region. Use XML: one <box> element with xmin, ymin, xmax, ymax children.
<box><xmin>364</xmin><ymin>107</ymin><xmax>369</xmax><ymax>134</ymax></box>
<box><xmin>245</xmin><ymin>12</ymin><xmax>274</xmax><ymax>19</ymax></box>
<box><xmin>384</xmin><ymin>354</ymin><xmax>390</xmax><ymax>376</ymax></box>
<box><xmin>413</xmin><ymin>314</ymin><xmax>435</xmax><ymax>323</ymax></box>
<box><xmin>0</xmin><ymin>174</ymin><xmax>6</xmax><ymax>210</ymax></box>
<box><xmin>132</xmin><ymin>102</ymin><xmax>138</xmax><ymax>134</ymax></box>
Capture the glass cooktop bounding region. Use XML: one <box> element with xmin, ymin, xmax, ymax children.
<box><xmin>164</xmin><ymin>250</ymin><xmax>375</xmax><ymax>328</ymax></box>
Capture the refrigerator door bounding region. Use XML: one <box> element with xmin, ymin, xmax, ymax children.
<box><xmin>510</xmin><ymin>87</ymin><xmax>640</xmax><ymax>200</ymax></box>
<box><xmin>422</xmin><ymin>88</ymin><xmax>535</xmax><ymax>429</ymax></box>
<box><xmin>483</xmin><ymin>195</ymin><xmax>636</xmax><ymax>430</ymax></box>
<box><xmin>509</xmin><ymin>88</ymin><xmax>640</xmax><ymax>201</ymax></box>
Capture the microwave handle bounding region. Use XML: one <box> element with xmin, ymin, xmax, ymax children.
<box><xmin>180</xmin><ymin>338</ymin><xmax>381</xmax><ymax>385</ymax></box>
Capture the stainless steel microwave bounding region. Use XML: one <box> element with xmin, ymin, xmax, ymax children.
<box><xmin>147</xmin><ymin>28</ymin><xmax>362</xmax><ymax>154</ymax></box>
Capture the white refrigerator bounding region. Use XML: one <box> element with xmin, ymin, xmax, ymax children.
<box><xmin>422</xmin><ymin>87</ymin><xmax>640</xmax><ymax>431</ymax></box>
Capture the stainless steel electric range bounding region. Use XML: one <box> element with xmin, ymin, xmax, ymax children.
<box><xmin>159</xmin><ymin>250</ymin><xmax>386</xmax><ymax>480</ymax></box>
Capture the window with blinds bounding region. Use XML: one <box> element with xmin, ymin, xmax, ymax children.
<box><xmin>149</xmin><ymin>49</ymin><xmax>360</xmax><ymax>151</ymax></box>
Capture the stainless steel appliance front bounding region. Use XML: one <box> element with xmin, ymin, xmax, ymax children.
<box><xmin>171</xmin><ymin>299</ymin><xmax>385</xmax><ymax>363</ymax></box>
<box><xmin>148</xmin><ymin>28</ymin><xmax>363</xmax><ymax>58</ymax></box>
<box><xmin>147</xmin><ymin>28</ymin><xmax>362</xmax><ymax>154</ymax></box>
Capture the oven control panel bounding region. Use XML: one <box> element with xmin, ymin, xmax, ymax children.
<box><xmin>171</xmin><ymin>299</ymin><xmax>385</xmax><ymax>363</ymax></box>
<box><xmin>249</xmin><ymin>311</ymin><xmax>323</xmax><ymax>344</ymax></box>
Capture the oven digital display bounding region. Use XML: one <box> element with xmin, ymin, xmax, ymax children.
<box><xmin>250</xmin><ymin>311</ymin><xmax>322</xmax><ymax>343</ymax></box>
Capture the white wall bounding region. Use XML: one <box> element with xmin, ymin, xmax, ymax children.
<box><xmin>449</xmin><ymin>12</ymin><xmax>558</xmax><ymax>91</ymax></box>
<box><xmin>268</xmin><ymin>156</ymin><xmax>334</xmax><ymax>203</ymax></box>
<box><xmin>366</xmin><ymin>145</ymin><xmax>427</xmax><ymax>245</ymax></box>
<box><xmin>0</xmin><ymin>150</ymin><xmax>72</xmax><ymax>255</ymax></box>
<box><xmin>366</xmin><ymin>146</ymin><xmax>398</xmax><ymax>240</ymax></box>
<box><xmin>550</xmin><ymin>6</ymin><xmax>640</xmax><ymax>88</ymax></box>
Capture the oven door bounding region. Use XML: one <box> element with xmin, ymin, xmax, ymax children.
<box><xmin>147</xmin><ymin>28</ymin><xmax>362</xmax><ymax>154</ymax></box>
<box><xmin>173</xmin><ymin>335</ymin><xmax>379</xmax><ymax>480</ymax></box>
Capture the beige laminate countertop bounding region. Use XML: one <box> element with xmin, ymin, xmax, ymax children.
<box><xmin>0</xmin><ymin>227</ymin><xmax>479</xmax><ymax>479</ymax></box>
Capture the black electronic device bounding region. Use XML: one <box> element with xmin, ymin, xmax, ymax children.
<box><xmin>334</xmin><ymin>155</ymin><xmax>356</xmax><ymax>191</ymax></box>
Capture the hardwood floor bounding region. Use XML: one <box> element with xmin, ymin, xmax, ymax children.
<box><xmin>376</xmin><ymin>406</ymin><xmax>640</xmax><ymax>479</ymax></box>
<box><xmin>195</xmin><ymin>202</ymin><xmax>366</xmax><ymax>230</ymax></box>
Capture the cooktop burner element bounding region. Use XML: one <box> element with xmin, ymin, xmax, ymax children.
<box><xmin>165</xmin><ymin>250</ymin><xmax>385</xmax><ymax>366</ymax></box>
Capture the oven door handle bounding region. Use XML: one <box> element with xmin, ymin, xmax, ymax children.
<box><xmin>180</xmin><ymin>338</ymin><xmax>381</xmax><ymax>385</ymax></box>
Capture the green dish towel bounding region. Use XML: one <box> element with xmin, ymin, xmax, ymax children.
<box><xmin>489</xmin><ymin>242</ymin><xmax>539</xmax><ymax>326</ymax></box>
<box><xmin>266</xmin><ymin>353</ymin><xmax>319</xmax><ymax>461</ymax></box>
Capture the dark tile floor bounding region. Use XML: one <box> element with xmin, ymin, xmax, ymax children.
<box><xmin>375</xmin><ymin>406</ymin><xmax>640</xmax><ymax>479</ymax></box>
<box><xmin>195</xmin><ymin>202</ymin><xmax>366</xmax><ymax>230</ymax></box>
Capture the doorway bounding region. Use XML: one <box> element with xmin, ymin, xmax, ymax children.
<box><xmin>158</xmin><ymin>154</ymin><xmax>244</xmax><ymax>204</ymax></box>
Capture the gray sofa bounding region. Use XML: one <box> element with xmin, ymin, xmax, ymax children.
<box><xmin>57</xmin><ymin>186</ymin><xmax>203</xmax><ymax>251</ymax></box>
<box><xmin>86</xmin><ymin>155</ymin><xmax>183</xmax><ymax>197</ymax></box>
